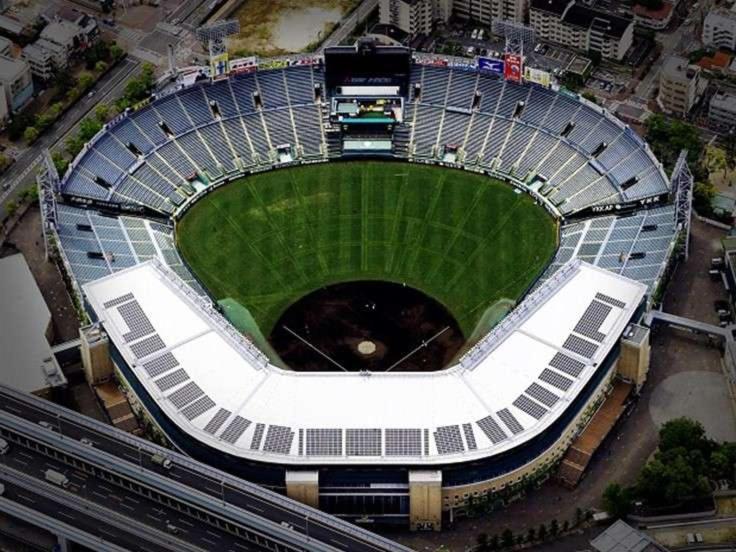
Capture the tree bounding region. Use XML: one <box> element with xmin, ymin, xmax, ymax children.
<box><xmin>95</xmin><ymin>103</ymin><xmax>111</xmax><ymax>124</ymax></box>
<box><xmin>7</xmin><ymin>112</ymin><xmax>34</xmax><ymax>141</ymax></box>
<box><xmin>659</xmin><ymin>418</ymin><xmax>710</xmax><ymax>453</ymax></box>
<box><xmin>515</xmin><ymin>534</ymin><xmax>524</xmax><ymax>546</ymax></box>
<box><xmin>550</xmin><ymin>519</ymin><xmax>559</xmax><ymax>538</ymax></box>
<box><xmin>65</xmin><ymin>135</ymin><xmax>85</xmax><ymax>158</ymax></box>
<box><xmin>51</xmin><ymin>151</ymin><xmax>69</xmax><ymax>176</ymax></box>
<box><xmin>526</xmin><ymin>527</ymin><xmax>536</xmax><ymax>543</ymax></box>
<box><xmin>79</xmin><ymin>72</ymin><xmax>95</xmax><ymax>91</ymax></box>
<box><xmin>603</xmin><ymin>483</ymin><xmax>633</xmax><ymax>519</ymax></box>
<box><xmin>694</xmin><ymin>181</ymin><xmax>716</xmax><ymax>215</ymax></box>
<box><xmin>501</xmin><ymin>528</ymin><xmax>513</xmax><ymax>548</ymax></box>
<box><xmin>582</xmin><ymin>91</ymin><xmax>598</xmax><ymax>104</ymax></box>
<box><xmin>0</xmin><ymin>153</ymin><xmax>10</xmax><ymax>173</ymax></box>
<box><xmin>55</xmin><ymin>69</ymin><xmax>76</xmax><ymax>95</ymax></box>
<box><xmin>5</xmin><ymin>199</ymin><xmax>18</xmax><ymax>218</ymax></box>
<box><xmin>575</xmin><ymin>507</ymin><xmax>583</xmax><ymax>526</ymax></box>
<box><xmin>489</xmin><ymin>535</ymin><xmax>500</xmax><ymax>551</ymax></box>
<box><xmin>538</xmin><ymin>523</ymin><xmax>547</xmax><ymax>541</ymax></box>
<box><xmin>95</xmin><ymin>60</ymin><xmax>108</xmax><ymax>73</ymax></box>
<box><xmin>110</xmin><ymin>42</ymin><xmax>124</xmax><ymax>60</ymax></box>
<box><xmin>23</xmin><ymin>126</ymin><xmax>39</xmax><ymax>144</ymax></box>
<box><xmin>562</xmin><ymin>520</ymin><xmax>570</xmax><ymax>532</ymax></box>
<box><xmin>79</xmin><ymin>117</ymin><xmax>103</xmax><ymax>142</ymax></box>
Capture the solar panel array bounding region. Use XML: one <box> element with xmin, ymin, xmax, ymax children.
<box><xmin>423</xmin><ymin>429</ymin><xmax>430</xmax><ymax>456</ymax></box>
<box><xmin>513</xmin><ymin>395</ymin><xmax>547</xmax><ymax>420</ymax></box>
<box><xmin>563</xmin><ymin>334</ymin><xmax>599</xmax><ymax>358</ymax></box>
<box><xmin>155</xmin><ymin>368</ymin><xmax>188</xmax><ymax>391</ymax></box>
<box><xmin>250</xmin><ymin>423</ymin><xmax>265</xmax><ymax>450</ymax></box>
<box><xmin>385</xmin><ymin>429</ymin><xmax>422</xmax><ymax>456</ymax></box>
<box><xmin>204</xmin><ymin>408</ymin><xmax>231</xmax><ymax>434</ymax></box>
<box><xmin>346</xmin><ymin>429</ymin><xmax>381</xmax><ymax>456</ymax></box>
<box><xmin>477</xmin><ymin>415</ymin><xmax>508</xmax><ymax>444</ymax></box>
<box><xmin>182</xmin><ymin>395</ymin><xmax>215</xmax><ymax>420</ymax></box>
<box><xmin>130</xmin><ymin>334</ymin><xmax>166</xmax><ymax>359</ymax></box>
<box><xmin>573</xmin><ymin>300</ymin><xmax>612</xmax><ymax>342</ymax></box>
<box><xmin>263</xmin><ymin>425</ymin><xmax>294</xmax><ymax>454</ymax></box>
<box><xmin>220</xmin><ymin>416</ymin><xmax>250</xmax><ymax>444</ymax></box>
<box><xmin>462</xmin><ymin>423</ymin><xmax>477</xmax><ymax>450</ymax></box>
<box><xmin>539</xmin><ymin>368</ymin><xmax>573</xmax><ymax>391</ymax></box>
<box><xmin>434</xmin><ymin>425</ymin><xmax>465</xmax><ymax>455</ymax></box>
<box><xmin>306</xmin><ymin>428</ymin><xmax>342</xmax><ymax>456</ymax></box>
<box><xmin>525</xmin><ymin>383</ymin><xmax>560</xmax><ymax>407</ymax></box>
<box><xmin>497</xmin><ymin>408</ymin><xmax>524</xmax><ymax>434</ymax></box>
<box><xmin>595</xmin><ymin>292</ymin><xmax>626</xmax><ymax>309</ymax></box>
<box><xmin>118</xmin><ymin>300</ymin><xmax>155</xmax><ymax>342</ymax></box>
<box><xmin>549</xmin><ymin>352</ymin><xmax>586</xmax><ymax>377</ymax></box>
<box><xmin>168</xmin><ymin>381</ymin><xmax>203</xmax><ymax>409</ymax></box>
<box><xmin>104</xmin><ymin>293</ymin><xmax>134</xmax><ymax>309</ymax></box>
<box><xmin>143</xmin><ymin>353</ymin><xmax>179</xmax><ymax>377</ymax></box>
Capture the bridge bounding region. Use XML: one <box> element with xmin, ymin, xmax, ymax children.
<box><xmin>0</xmin><ymin>384</ymin><xmax>410</xmax><ymax>552</ymax></box>
<box><xmin>645</xmin><ymin>310</ymin><xmax>733</xmax><ymax>343</ymax></box>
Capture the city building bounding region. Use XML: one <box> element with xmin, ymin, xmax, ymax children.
<box><xmin>530</xmin><ymin>0</ymin><xmax>633</xmax><ymax>60</ymax></box>
<box><xmin>454</xmin><ymin>0</ymin><xmax>528</xmax><ymax>25</ymax></box>
<box><xmin>703</xmin><ymin>9</ymin><xmax>736</xmax><ymax>51</ymax></box>
<box><xmin>633</xmin><ymin>1</ymin><xmax>675</xmax><ymax>31</ymax></box>
<box><xmin>22</xmin><ymin>39</ymin><xmax>66</xmax><ymax>81</ymax></box>
<box><xmin>709</xmin><ymin>89</ymin><xmax>736</xmax><ymax>130</ymax></box>
<box><xmin>379</xmin><ymin>0</ymin><xmax>440</xmax><ymax>36</ymax></box>
<box><xmin>0</xmin><ymin>54</ymin><xmax>33</xmax><ymax>113</ymax></box>
<box><xmin>22</xmin><ymin>17</ymin><xmax>98</xmax><ymax>81</ymax></box>
<box><xmin>0</xmin><ymin>254</ymin><xmax>67</xmax><ymax>397</ymax></box>
<box><xmin>658</xmin><ymin>55</ymin><xmax>703</xmax><ymax>116</ymax></box>
<box><xmin>590</xmin><ymin>520</ymin><xmax>670</xmax><ymax>552</ymax></box>
<box><xmin>0</xmin><ymin>35</ymin><xmax>12</xmax><ymax>57</ymax></box>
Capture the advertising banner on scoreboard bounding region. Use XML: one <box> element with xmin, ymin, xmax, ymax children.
<box><xmin>478</xmin><ymin>57</ymin><xmax>505</xmax><ymax>75</ymax></box>
<box><xmin>504</xmin><ymin>53</ymin><xmax>523</xmax><ymax>83</ymax></box>
<box><xmin>210</xmin><ymin>53</ymin><xmax>229</xmax><ymax>78</ymax></box>
<box><xmin>524</xmin><ymin>66</ymin><xmax>551</xmax><ymax>87</ymax></box>
<box><xmin>229</xmin><ymin>56</ymin><xmax>257</xmax><ymax>74</ymax></box>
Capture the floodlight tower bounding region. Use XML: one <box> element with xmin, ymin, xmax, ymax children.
<box><xmin>671</xmin><ymin>150</ymin><xmax>694</xmax><ymax>260</ymax></box>
<box><xmin>38</xmin><ymin>149</ymin><xmax>59</xmax><ymax>261</ymax></box>
<box><xmin>196</xmin><ymin>19</ymin><xmax>240</xmax><ymax>78</ymax></box>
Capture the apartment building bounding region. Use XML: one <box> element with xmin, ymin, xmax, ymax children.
<box><xmin>658</xmin><ymin>55</ymin><xmax>703</xmax><ymax>116</ymax></box>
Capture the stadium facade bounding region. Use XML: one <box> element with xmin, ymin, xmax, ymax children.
<box><xmin>41</xmin><ymin>43</ymin><xmax>683</xmax><ymax>530</ymax></box>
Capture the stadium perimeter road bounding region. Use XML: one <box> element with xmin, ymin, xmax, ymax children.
<box><xmin>396</xmin><ymin>219</ymin><xmax>732</xmax><ymax>552</ymax></box>
<box><xmin>0</xmin><ymin>391</ymin><xmax>408</xmax><ymax>552</ymax></box>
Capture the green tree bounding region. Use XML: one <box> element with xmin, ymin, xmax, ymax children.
<box><xmin>79</xmin><ymin>117</ymin><xmax>103</xmax><ymax>141</ymax></box>
<box><xmin>79</xmin><ymin>72</ymin><xmax>95</xmax><ymax>91</ymax></box>
<box><xmin>95</xmin><ymin>60</ymin><xmax>108</xmax><ymax>73</ymax></box>
<box><xmin>550</xmin><ymin>518</ymin><xmax>559</xmax><ymax>538</ymax></box>
<box><xmin>110</xmin><ymin>42</ymin><xmax>124</xmax><ymax>60</ymax></box>
<box><xmin>694</xmin><ymin>181</ymin><xmax>716</xmax><ymax>215</ymax></box>
<box><xmin>5</xmin><ymin>199</ymin><xmax>18</xmax><ymax>218</ymax></box>
<box><xmin>660</xmin><ymin>418</ymin><xmax>710</xmax><ymax>453</ymax></box>
<box><xmin>95</xmin><ymin>103</ymin><xmax>111</xmax><ymax>124</ymax></box>
<box><xmin>603</xmin><ymin>483</ymin><xmax>633</xmax><ymax>519</ymax></box>
<box><xmin>0</xmin><ymin>153</ymin><xmax>10</xmax><ymax>172</ymax></box>
<box><xmin>7</xmin><ymin>112</ymin><xmax>34</xmax><ymax>141</ymax></box>
<box><xmin>65</xmin><ymin>135</ymin><xmax>85</xmax><ymax>158</ymax></box>
<box><xmin>501</xmin><ymin>528</ymin><xmax>513</xmax><ymax>548</ymax></box>
<box><xmin>23</xmin><ymin>126</ymin><xmax>39</xmax><ymax>144</ymax></box>
<box><xmin>562</xmin><ymin>520</ymin><xmax>570</xmax><ymax>532</ymax></box>
<box><xmin>55</xmin><ymin>69</ymin><xmax>76</xmax><ymax>95</ymax></box>
<box><xmin>538</xmin><ymin>523</ymin><xmax>547</xmax><ymax>541</ymax></box>
<box><xmin>51</xmin><ymin>151</ymin><xmax>69</xmax><ymax>176</ymax></box>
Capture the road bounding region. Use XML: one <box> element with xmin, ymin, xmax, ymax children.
<box><xmin>0</xmin><ymin>385</ymin><xmax>410</xmax><ymax>552</ymax></box>
<box><xmin>0</xmin><ymin>57</ymin><xmax>141</xmax><ymax>214</ymax></box>
<box><xmin>319</xmin><ymin>0</ymin><xmax>379</xmax><ymax>51</ymax></box>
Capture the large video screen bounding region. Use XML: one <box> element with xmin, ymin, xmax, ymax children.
<box><xmin>324</xmin><ymin>44</ymin><xmax>411</xmax><ymax>96</ymax></box>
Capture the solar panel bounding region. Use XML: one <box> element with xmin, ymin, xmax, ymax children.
<box><xmin>142</xmin><ymin>353</ymin><xmax>179</xmax><ymax>377</ymax></box>
<box><xmin>477</xmin><ymin>415</ymin><xmax>508</xmax><ymax>444</ymax></box>
<box><xmin>434</xmin><ymin>425</ymin><xmax>464</xmax><ymax>455</ymax></box>
<box><xmin>497</xmin><ymin>408</ymin><xmax>524</xmax><ymax>434</ymax></box>
<box><xmin>154</xmin><ymin>368</ymin><xmax>188</xmax><ymax>391</ymax></box>
<box><xmin>462</xmin><ymin>423</ymin><xmax>477</xmax><ymax>450</ymax></box>
<box><xmin>130</xmin><ymin>334</ymin><xmax>166</xmax><ymax>359</ymax></box>
<box><xmin>549</xmin><ymin>352</ymin><xmax>586</xmax><ymax>377</ymax></box>
<box><xmin>220</xmin><ymin>416</ymin><xmax>251</xmax><ymax>444</ymax></box>
<box><xmin>563</xmin><ymin>334</ymin><xmax>599</xmax><ymax>358</ymax></box>
<box><xmin>526</xmin><ymin>383</ymin><xmax>560</xmax><ymax>407</ymax></box>
<box><xmin>263</xmin><ymin>425</ymin><xmax>294</xmax><ymax>454</ymax></box>
<box><xmin>539</xmin><ymin>368</ymin><xmax>573</xmax><ymax>391</ymax></box>
<box><xmin>423</xmin><ymin>428</ymin><xmax>429</xmax><ymax>456</ymax></box>
<box><xmin>513</xmin><ymin>394</ymin><xmax>547</xmax><ymax>420</ymax></box>
<box><xmin>298</xmin><ymin>429</ymin><xmax>304</xmax><ymax>455</ymax></box>
<box><xmin>385</xmin><ymin>429</ymin><xmax>422</xmax><ymax>456</ymax></box>
<box><xmin>306</xmin><ymin>428</ymin><xmax>342</xmax><ymax>456</ymax></box>
<box><xmin>595</xmin><ymin>292</ymin><xmax>626</xmax><ymax>309</ymax></box>
<box><xmin>346</xmin><ymin>429</ymin><xmax>381</xmax><ymax>456</ymax></box>
<box><xmin>118</xmin><ymin>300</ymin><xmax>155</xmax><ymax>342</ymax></box>
<box><xmin>104</xmin><ymin>293</ymin><xmax>134</xmax><ymax>309</ymax></box>
<box><xmin>204</xmin><ymin>408</ymin><xmax>231</xmax><ymax>434</ymax></box>
<box><xmin>181</xmin><ymin>395</ymin><xmax>215</xmax><ymax>420</ymax></box>
<box><xmin>573</xmin><ymin>300</ymin><xmax>611</xmax><ymax>342</ymax></box>
<box><xmin>168</xmin><ymin>381</ymin><xmax>203</xmax><ymax>409</ymax></box>
<box><xmin>251</xmin><ymin>423</ymin><xmax>265</xmax><ymax>450</ymax></box>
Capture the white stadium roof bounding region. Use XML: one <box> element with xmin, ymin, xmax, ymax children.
<box><xmin>83</xmin><ymin>258</ymin><xmax>646</xmax><ymax>466</ymax></box>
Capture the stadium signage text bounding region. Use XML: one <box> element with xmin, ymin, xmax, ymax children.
<box><xmin>478</xmin><ymin>57</ymin><xmax>505</xmax><ymax>75</ymax></box>
<box><xmin>504</xmin><ymin>54</ymin><xmax>523</xmax><ymax>83</ymax></box>
<box><xmin>569</xmin><ymin>192</ymin><xmax>670</xmax><ymax>218</ymax></box>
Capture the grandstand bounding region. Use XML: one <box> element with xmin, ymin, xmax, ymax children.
<box><xmin>43</xmin><ymin>45</ymin><xmax>684</xmax><ymax>530</ymax></box>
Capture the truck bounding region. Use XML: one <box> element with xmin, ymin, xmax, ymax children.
<box><xmin>151</xmin><ymin>453</ymin><xmax>172</xmax><ymax>470</ymax></box>
<box><xmin>44</xmin><ymin>469</ymin><xmax>69</xmax><ymax>488</ymax></box>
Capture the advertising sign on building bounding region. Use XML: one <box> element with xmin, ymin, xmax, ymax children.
<box><xmin>504</xmin><ymin>53</ymin><xmax>523</xmax><ymax>82</ymax></box>
<box><xmin>523</xmin><ymin>66</ymin><xmax>551</xmax><ymax>87</ymax></box>
<box><xmin>478</xmin><ymin>57</ymin><xmax>505</xmax><ymax>75</ymax></box>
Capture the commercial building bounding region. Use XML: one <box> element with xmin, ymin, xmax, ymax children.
<box><xmin>529</xmin><ymin>0</ymin><xmax>634</xmax><ymax>61</ymax></box>
<box><xmin>22</xmin><ymin>39</ymin><xmax>66</xmax><ymax>81</ymax></box>
<box><xmin>709</xmin><ymin>90</ymin><xmax>736</xmax><ymax>131</ymax></box>
<box><xmin>633</xmin><ymin>1</ymin><xmax>674</xmax><ymax>31</ymax></box>
<box><xmin>379</xmin><ymin>0</ymin><xmax>442</xmax><ymax>36</ymax></box>
<box><xmin>0</xmin><ymin>254</ymin><xmax>67</xmax><ymax>397</ymax></box>
<box><xmin>22</xmin><ymin>17</ymin><xmax>98</xmax><ymax>81</ymax></box>
<box><xmin>0</xmin><ymin>54</ymin><xmax>33</xmax><ymax>113</ymax></box>
<box><xmin>453</xmin><ymin>0</ymin><xmax>528</xmax><ymax>25</ymax></box>
<box><xmin>703</xmin><ymin>9</ymin><xmax>736</xmax><ymax>51</ymax></box>
<box><xmin>658</xmin><ymin>55</ymin><xmax>703</xmax><ymax>116</ymax></box>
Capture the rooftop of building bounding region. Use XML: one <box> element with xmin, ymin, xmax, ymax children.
<box><xmin>40</xmin><ymin>19</ymin><xmax>82</xmax><ymax>46</ymax></box>
<box><xmin>590</xmin><ymin>520</ymin><xmax>669</xmax><ymax>552</ymax></box>
<box><xmin>710</xmin><ymin>89</ymin><xmax>736</xmax><ymax>112</ymax></box>
<box><xmin>0</xmin><ymin>54</ymin><xmax>29</xmax><ymax>79</ymax></box>
<box><xmin>632</xmin><ymin>1</ymin><xmax>674</xmax><ymax>21</ymax></box>
<box><xmin>0</xmin><ymin>254</ymin><xmax>66</xmax><ymax>394</ymax></box>
<box><xmin>530</xmin><ymin>0</ymin><xmax>632</xmax><ymax>37</ymax></box>
<box><xmin>662</xmin><ymin>55</ymin><xmax>700</xmax><ymax>81</ymax></box>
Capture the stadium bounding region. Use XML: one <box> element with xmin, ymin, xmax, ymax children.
<box><xmin>39</xmin><ymin>42</ymin><xmax>687</xmax><ymax>530</ymax></box>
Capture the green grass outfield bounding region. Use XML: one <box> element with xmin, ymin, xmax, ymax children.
<box><xmin>176</xmin><ymin>161</ymin><xmax>558</xmax><ymax>337</ymax></box>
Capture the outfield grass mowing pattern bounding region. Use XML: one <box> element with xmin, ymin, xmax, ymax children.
<box><xmin>176</xmin><ymin>161</ymin><xmax>558</xmax><ymax>337</ymax></box>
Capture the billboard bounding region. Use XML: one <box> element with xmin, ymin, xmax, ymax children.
<box><xmin>524</xmin><ymin>66</ymin><xmax>551</xmax><ymax>87</ymax></box>
<box><xmin>478</xmin><ymin>57</ymin><xmax>505</xmax><ymax>75</ymax></box>
<box><xmin>504</xmin><ymin>53</ymin><xmax>523</xmax><ymax>83</ymax></box>
<box><xmin>210</xmin><ymin>53</ymin><xmax>229</xmax><ymax>78</ymax></box>
<box><xmin>229</xmin><ymin>56</ymin><xmax>257</xmax><ymax>74</ymax></box>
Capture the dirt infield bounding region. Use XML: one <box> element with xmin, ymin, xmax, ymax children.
<box><xmin>269</xmin><ymin>281</ymin><xmax>464</xmax><ymax>372</ymax></box>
